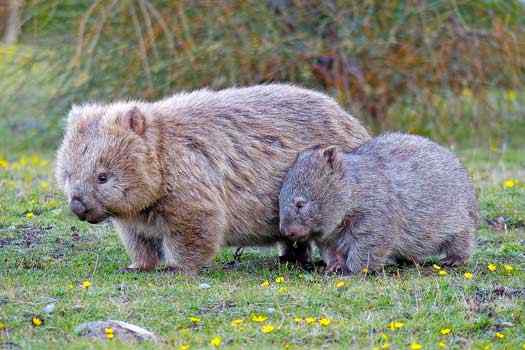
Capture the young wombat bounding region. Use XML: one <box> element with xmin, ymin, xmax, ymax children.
<box><xmin>279</xmin><ymin>133</ymin><xmax>479</xmax><ymax>274</ymax></box>
<box><xmin>55</xmin><ymin>84</ymin><xmax>369</xmax><ymax>273</ymax></box>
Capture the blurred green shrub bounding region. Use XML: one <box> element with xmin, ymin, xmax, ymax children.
<box><xmin>1</xmin><ymin>0</ymin><xmax>524</xmax><ymax>151</ymax></box>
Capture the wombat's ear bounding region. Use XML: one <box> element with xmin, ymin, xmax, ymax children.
<box><xmin>67</xmin><ymin>105</ymin><xmax>82</xmax><ymax>125</ymax></box>
<box><xmin>120</xmin><ymin>107</ymin><xmax>146</xmax><ymax>136</ymax></box>
<box><xmin>321</xmin><ymin>146</ymin><xmax>342</xmax><ymax>171</ymax></box>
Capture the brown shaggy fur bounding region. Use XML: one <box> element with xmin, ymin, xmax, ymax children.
<box><xmin>55</xmin><ymin>84</ymin><xmax>369</xmax><ymax>273</ymax></box>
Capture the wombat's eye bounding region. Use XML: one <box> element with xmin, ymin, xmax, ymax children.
<box><xmin>96</xmin><ymin>172</ymin><xmax>109</xmax><ymax>184</ymax></box>
<box><xmin>294</xmin><ymin>198</ymin><xmax>306</xmax><ymax>210</ymax></box>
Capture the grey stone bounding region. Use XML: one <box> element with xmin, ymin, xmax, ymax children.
<box><xmin>74</xmin><ymin>320</ymin><xmax>158</xmax><ymax>343</ymax></box>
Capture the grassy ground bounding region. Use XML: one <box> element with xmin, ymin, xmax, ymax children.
<box><xmin>0</xmin><ymin>148</ymin><xmax>524</xmax><ymax>350</ymax></box>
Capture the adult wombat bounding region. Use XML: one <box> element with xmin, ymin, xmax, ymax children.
<box><xmin>55</xmin><ymin>84</ymin><xmax>369</xmax><ymax>273</ymax></box>
<box><xmin>279</xmin><ymin>133</ymin><xmax>479</xmax><ymax>274</ymax></box>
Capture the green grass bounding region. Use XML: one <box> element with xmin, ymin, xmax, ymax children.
<box><xmin>0</xmin><ymin>149</ymin><xmax>524</xmax><ymax>350</ymax></box>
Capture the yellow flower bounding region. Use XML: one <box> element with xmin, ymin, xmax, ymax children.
<box><xmin>39</xmin><ymin>181</ymin><xmax>50</xmax><ymax>190</ymax></box>
<box><xmin>189</xmin><ymin>316</ymin><xmax>201</xmax><ymax>324</ymax></box>
<box><xmin>438</xmin><ymin>341</ymin><xmax>446</xmax><ymax>349</ymax></box>
<box><xmin>462</xmin><ymin>88</ymin><xmax>473</xmax><ymax>98</ymax></box>
<box><xmin>210</xmin><ymin>336</ymin><xmax>222</xmax><ymax>347</ymax></box>
<box><xmin>278</xmin><ymin>287</ymin><xmax>288</xmax><ymax>294</ymax></box>
<box><xmin>305</xmin><ymin>317</ymin><xmax>316</xmax><ymax>325</ymax></box>
<box><xmin>410</xmin><ymin>342</ymin><xmax>422</xmax><ymax>350</ymax></box>
<box><xmin>260</xmin><ymin>280</ymin><xmax>270</xmax><ymax>288</ymax></box>
<box><xmin>319</xmin><ymin>317</ymin><xmax>331</xmax><ymax>326</ymax></box>
<box><xmin>105</xmin><ymin>327</ymin><xmax>114</xmax><ymax>339</ymax></box>
<box><xmin>275</xmin><ymin>276</ymin><xmax>285</xmax><ymax>284</ymax></box>
<box><xmin>179</xmin><ymin>345</ymin><xmax>190</xmax><ymax>350</ymax></box>
<box><xmin>81</xmin><ymin>280</ymin><xmax>91</xmax><ymax>289</ymax></box>
<box><xmin>495</xmin><ymin>332</ymin><xmax>504</xmax><ymax>339</ymax></box>
<box><xmin>261</xmin><ymin>324</ymin><xmax>274</xmax><ymax>333</ymax></box>
<box><xmin>387</xmin><ymin>321</ymin><xmax>404</xmax><ymax>330</ymax></box>
<box><xmin>362</xmin><ymin>267</ymin><xmax>369</xmax><ymax>273</ymax></box>
<box><xmin>335</xmin><ymin>280</ymin><xmax>346</xmax><ymax>288</ymax></box>
<box><xmin>487</xmin><ymin>263</ymin><xmax>497</xmax><ymax>272</ymax></box>
<box><xmin>440</xmin><ymin>328</ymin><xmax>451</xmax><ymax>335</ymax></box>
<box><xmin>503</xmin><ymin>264</ymin><xmax>513</xmax><ymax>273</ymax></box>
<box><xmin>0</xmin><ymin>321</ymin><xmax>5</xmax><ymax>331</ymax></box>
<box><xmin>0</xmin><ymin>159</ymin><xmax>8</xmax><ymax>169</ymax></box>
<box><xmin>505</xmin><ymin>90</ymin><xmax>517</xmax><ymax>102</ymax></box>
<box><xmin>231</xmin><ymin>319</ymin><xmax>243</xmax><ymax>327</ymax></box>
<box><xmin>293</xmin><ymin>317</ymin><xmax>303</xmax><ymax>323</ymax></box>
<box><xmin>438</xmin><ymin>270</ymin><xmax>448</xmax><ymax>276</ymax></box>
<box><xmin>31</xmin><ymin>316</ymin><xmax>43</xmax><ymax>327</ymax></box>
<box><xmin>26</xmin><ymin>212</ymin><xmax>34</xmax><ymax>219</ymax></box>
<box><xmin>432</xmin><ymin>264</ymin><xmax>442</xmax><ymax>271</ymax></box>
<box><xmin>503</xmin><ymin>179</ymin><xmax>517</xmax><ymax>189</ymax></box>
<box><xmin>464</xmin><ymin>272</ymin><xmax>473</xmax><ymax>280</ymax></box>
<box><xmin>251</xmin><ymin>314</ymin><xmax>268</xmax><ymax>323</ymax></box>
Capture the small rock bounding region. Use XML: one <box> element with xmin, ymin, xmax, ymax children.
<box><xmin>72</xmin><ymin>304</ymin><xmax>84</xmax><ymax>312</ymax></box>
<box><xmin>496</xmin><ymin>321</ymin><xmax>514</xmax><ymax>328</ymax></box>
<box><xmin>199</xmin><ymin>283</ymin><xmax>211</xmax><ymax>289</ymax></box>
<box><xmin>75</xmin><ymin>320</ymin><xmax>158</xmax><ymax>343</ymax></box>
<box><xmin>42</xmin><ymin>303</ymin><xmax>55</xmax><ymax>314</ymax></box>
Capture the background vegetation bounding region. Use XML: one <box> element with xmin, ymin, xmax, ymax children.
<box><xmin>0</xmin><ymin>1</ymin><xmax>524</xmax><ymax>349</ymax></box>
<box><xmin>0</xmin><ymin>0</ymin><xmax>524</xmax><ymax>152</ymax></box>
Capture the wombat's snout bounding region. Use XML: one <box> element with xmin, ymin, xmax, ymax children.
<box><xmin>69</xmin><ymin>196</ymin><xmax>89</xmax><ymax>221</ymax></box>
<box><xmin>69</xmin><ymin>195</ymin><xmax>109</xmax><ymax>224</ymax></box>
<box><xmin>282</xmin><ymin>224</ymin><xmax>309</xmax><ymax>241</ymax></box>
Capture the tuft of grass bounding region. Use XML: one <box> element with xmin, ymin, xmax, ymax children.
<box><xmin>0</xmin><ymin>148</ymin><xmax>524</xmax><ymax>349</ymax></box>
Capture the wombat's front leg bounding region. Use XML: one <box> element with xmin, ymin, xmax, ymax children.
<box><xmin>162</xmin><ymin>210</ymin><xmax>226</xmax><ymax>274</ymax></box>
<box><xmin>116</xmin><ymin>228</ymin><xmax>162</xmax><ymax>271</ymax></box>
<box><xmin>339</xmin><ymin>224</ymin><xmax>394</xmax><ymax>274</ymax></box>
<box><xmin>318</xmin><ymin>243</ymin><xmax>349</xmax><ymax>274</ymax></box>
<box><xmin>344</xmin><ymin>240</ymin><xmax>394</xmax><ymax>274</ymax></box>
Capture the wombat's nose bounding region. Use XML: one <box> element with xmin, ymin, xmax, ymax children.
<box><xmin>70</xmin><ymin>197</ymin><xmax>88</xmax><ymax>220</ymax></box>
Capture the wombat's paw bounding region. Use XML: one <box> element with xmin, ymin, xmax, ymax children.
<box><xmin>440</xmin><ymin>255</ymin><xmax>468</xmax><ymax>267</ymax></box>
<box><xmin>325</xmin><ymin>262</ymin><xmax>350</xmax><ymax>275</ymax></box>
<box><xmin>300</xmin><ymin>260</ymin><xmax>326</xmax><ymax>272</ymax></box>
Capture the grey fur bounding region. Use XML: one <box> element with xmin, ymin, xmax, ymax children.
<box><xmin>279</xmin><ymin>133</ymin><xmax>479</xmax><ymax>274</ymax></box>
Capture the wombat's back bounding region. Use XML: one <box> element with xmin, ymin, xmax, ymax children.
<box><xmin>153</xmin><ymin>84</ymin><xmax>370</xmax><ymax>246</ymax></box>
<box><xmin>351</xmin><ymin>133</ymin><xmax>478</xmax><ymax>259</ymax></box>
